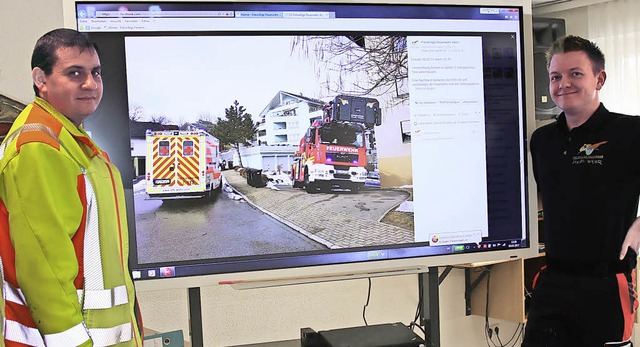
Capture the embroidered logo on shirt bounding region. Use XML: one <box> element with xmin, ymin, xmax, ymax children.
<box><xmin>578</xmin><ymin>141</ymin><xmax>608</xmax><ymax>155</ymax></box>
<box><xmin>572</xmin><ymin>141</ymin><xmax>607</xmax><ymax>165</ymax></box>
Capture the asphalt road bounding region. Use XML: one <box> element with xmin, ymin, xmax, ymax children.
<box><xmin>133</xmin><ymin>189</ymin><xmax>327</xmax><ymax>264</ymax></box>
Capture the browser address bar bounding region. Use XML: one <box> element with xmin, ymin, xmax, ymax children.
<box><xmin>95</xmin><ymin>11</ymin><xmax>234</xmax><ymax>18</ymax></box>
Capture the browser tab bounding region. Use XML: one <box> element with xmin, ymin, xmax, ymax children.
<box><xmin>282</xmin><ymin>12</ymin><xmax>332</xmax><ymax>19</ymax></box>
<box><xmin>235</xmin><ymin>11</ymin><xmax>283</xmax><ymax>18</ymax></box>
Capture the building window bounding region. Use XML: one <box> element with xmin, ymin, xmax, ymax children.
<box><xmin>309</xmin><ymin>105</ymin><xmax>323</xmax><ymax>113</ymax></box>
<box><xmin>400</xmin><ymin>120</ymin><xmax>411</xmax><ymax>143</ymax></box>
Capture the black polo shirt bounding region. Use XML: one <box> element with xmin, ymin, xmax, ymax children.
<box><xmin>530</xmin><ymin>103</ymin><xmax>640</xmax><ymax>267</ymax></box>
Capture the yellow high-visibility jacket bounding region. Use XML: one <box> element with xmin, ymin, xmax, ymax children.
<box><xmin>0</xmin><ymin>98</ymin><xmax>143</xmax><ymax>346</ymax></box>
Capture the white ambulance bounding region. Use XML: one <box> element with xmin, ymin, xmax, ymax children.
<box><xmin>145</xmin><ymin>129</ymin><xmax>222</xmax><ymax>200</ymax></box>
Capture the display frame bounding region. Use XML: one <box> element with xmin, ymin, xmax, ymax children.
<box><xmin>67</xmin><ymin>0</ymin><xmax>539</xmax><ymax>291</ymax></box>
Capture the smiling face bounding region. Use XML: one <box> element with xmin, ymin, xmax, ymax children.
<box><xmin>32</xmin><ymin>46</ymin><xmax>102</xmax><ymax>126</ymax></box>
<box><xmin>548</xmin><ymin>50</ymin><xmax>606</xmax><ymax>128</ymax></box>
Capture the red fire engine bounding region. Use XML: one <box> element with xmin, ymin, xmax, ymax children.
<box><xmin>291</xmin><ymin>95</ymin><xmax>381</xmax><ymax>193</ymax></box>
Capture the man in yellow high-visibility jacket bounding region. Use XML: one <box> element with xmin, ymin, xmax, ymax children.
<box><xmin>0</xmin><ymin>28</ymin><xmax>143</xmax><ymax>346</ymax></box>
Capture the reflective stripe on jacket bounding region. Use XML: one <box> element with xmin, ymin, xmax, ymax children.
<box><xmin>0</xmin><ymin>98</ymin><xmax>142</xmax><ymax>346</ymax></box>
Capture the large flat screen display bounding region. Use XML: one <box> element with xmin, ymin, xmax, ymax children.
<box><xmin>75</xmin><ymin>1</ymin><xmax>536</xmax><ymax>287</ymax></box>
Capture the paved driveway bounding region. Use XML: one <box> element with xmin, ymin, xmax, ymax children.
<box><xmin>224</xmin><ymin>170</ymin><xmax>413</xmax><ymax>248</ymax></box>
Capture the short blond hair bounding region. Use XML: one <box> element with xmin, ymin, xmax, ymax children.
<box><xmin>546</xmin><ymin>35</ymin><xmax>605</xmax><ymax>75</ymax></box>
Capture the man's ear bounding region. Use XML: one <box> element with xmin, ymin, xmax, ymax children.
<box><xmin>596</xmin><ymin>70</ymin><xmax>607</xmax><ymax>90</ymax></box>
<box><xmin>32</xmin><ymin>67</ymin><xmax>47</xmax><ymax>94</ymax></box>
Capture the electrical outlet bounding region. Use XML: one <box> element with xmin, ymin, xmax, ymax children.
<box><xmin>489</xmin><ymin>323</ymin><xmax>499</xmax><ymax>330</ymax></box>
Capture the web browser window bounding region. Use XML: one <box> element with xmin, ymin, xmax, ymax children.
<box><xmin>76</xmin><ymin>2</ymin><xmax>529</xmax><ymax>280</ymax></box>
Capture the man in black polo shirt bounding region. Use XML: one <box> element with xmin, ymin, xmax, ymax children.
<box><xmin>524</xmin><ymin>35</ymin><xmax>640</xmax><ymax>346</ymax></box>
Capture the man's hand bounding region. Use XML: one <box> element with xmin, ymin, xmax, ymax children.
<box><xmin>620</xmin><ymin>217</ymin><xmax>640</xmax><ymax>260</ymax></box>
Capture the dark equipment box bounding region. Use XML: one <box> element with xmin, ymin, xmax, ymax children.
<box><xmin>301</xmin><ymin>322</ymin><xmax>426</xmax><ymax>347</ymax></box>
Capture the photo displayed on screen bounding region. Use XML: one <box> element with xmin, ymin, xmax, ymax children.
<box><xmin>77</xmin><ymin>2</ymin><xmax>530</xmax><ymax>279</ymax></box>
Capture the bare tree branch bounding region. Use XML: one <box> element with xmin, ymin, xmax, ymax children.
<box><xmin>291</xmin><ymin>35</ymin><xmax>408</xmax><ymax>105</ymax></box>
<box><xmin>128</xmin><ymin>103</ymin><xmax>145</xmax><ymax>121</ymax></box>
<box><xmin>150</xmin><ymin>115</ymin><xmax>170</xmax><ymax>124</ymax></box>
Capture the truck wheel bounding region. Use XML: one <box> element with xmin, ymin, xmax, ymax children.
<box><xmin>304</xmin><ymin>172</ymin><xmax>318</xmax><ymax>194</ymax></box>
<box><xmin>204</xmin><ymin>187</ymin><xmax>214</xmax><ymax>201</ymax></box>
<box><xmin>351</xmin><ymin>182</ymin><xmax>365</xmax><ymax>193</ymax></box>
<box><xmin>319</xmin><ymin>182</ymin><xmax>332</xmax><ymax>193</ymax></box>
<box><xmin>305</xmin><ymin>182</ymin><xmax>318</xmax><ymax>194</ymax></box>
<box><xmin>291</xmin><ymin>168</ymin><xmax>302</xmax><ymax>188</ymax></box>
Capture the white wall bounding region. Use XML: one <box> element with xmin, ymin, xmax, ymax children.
<box><xmin>375</xmin><ymin>102</ymin><xmax>412</xmax><ymax>159</ymax></box>
<box><xmin>0</xmin><ymin>1</ymin><xmax>65</xmax><ymax>104</ymax></box>
<box><xmin>131</xmin><ymin>138</ymin><xmax>146</xmax><ymax>157</ymax></box>
<box><xmin>135</xmin><ymin>270</ymin><xmax>524</xmax><ymax>346</ymax></box>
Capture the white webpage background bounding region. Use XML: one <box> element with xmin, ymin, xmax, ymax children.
<box><xmin>408</xmin><ymin>36</ymin><xmax>488</xmax><ymax>244</ymax></box>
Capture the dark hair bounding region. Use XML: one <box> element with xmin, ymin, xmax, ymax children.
<box><xmin>31</xmin><ymin>28</ymin><xmax>100</xmax><ymax>96</ymax></box>
<box><xmin>546</xmin><ymin>35</ymin><xmax>605</xmax><ymax>74</ymax></box>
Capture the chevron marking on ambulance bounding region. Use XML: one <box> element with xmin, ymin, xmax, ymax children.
<box><xmin>176</xmin><ymin>137</ymin><xmax>200</xmax><ymax>187</ymax></box>
<box><xmin>152</xmin><ymin>137</ymin><xmax>175</xmax><ymax>185</ymax></box>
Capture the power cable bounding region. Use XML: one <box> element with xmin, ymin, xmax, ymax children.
<box><xmin>362</xmin><ymin>277</ymin><xmax>372</xmax><ymax>326</ymax></box>
<box><xmin>482</xmin><ymin>268</ymin><xmax>500</xmax><ymax>347</ymax></box>
<box><xmin>410</xmin><ymin>294</ymin><xmax>421</xmax><ymax>332</ymax></box>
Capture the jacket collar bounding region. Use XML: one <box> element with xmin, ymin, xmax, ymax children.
<box><xmin>33</xmin><ymin>97</ymin><xmax>101</xmax><ymax>157</ymax></box>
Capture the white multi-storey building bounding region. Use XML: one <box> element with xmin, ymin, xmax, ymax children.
<box><xmin>256</xmin><ymin>91</ymin><xmax>326</xmax><ymax>146</ymax></box>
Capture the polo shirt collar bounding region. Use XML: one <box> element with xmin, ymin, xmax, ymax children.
<box><xmin>556</xmin><ymin>103</ymin><xmax>614</xmax><ymax>134</ymax></box>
